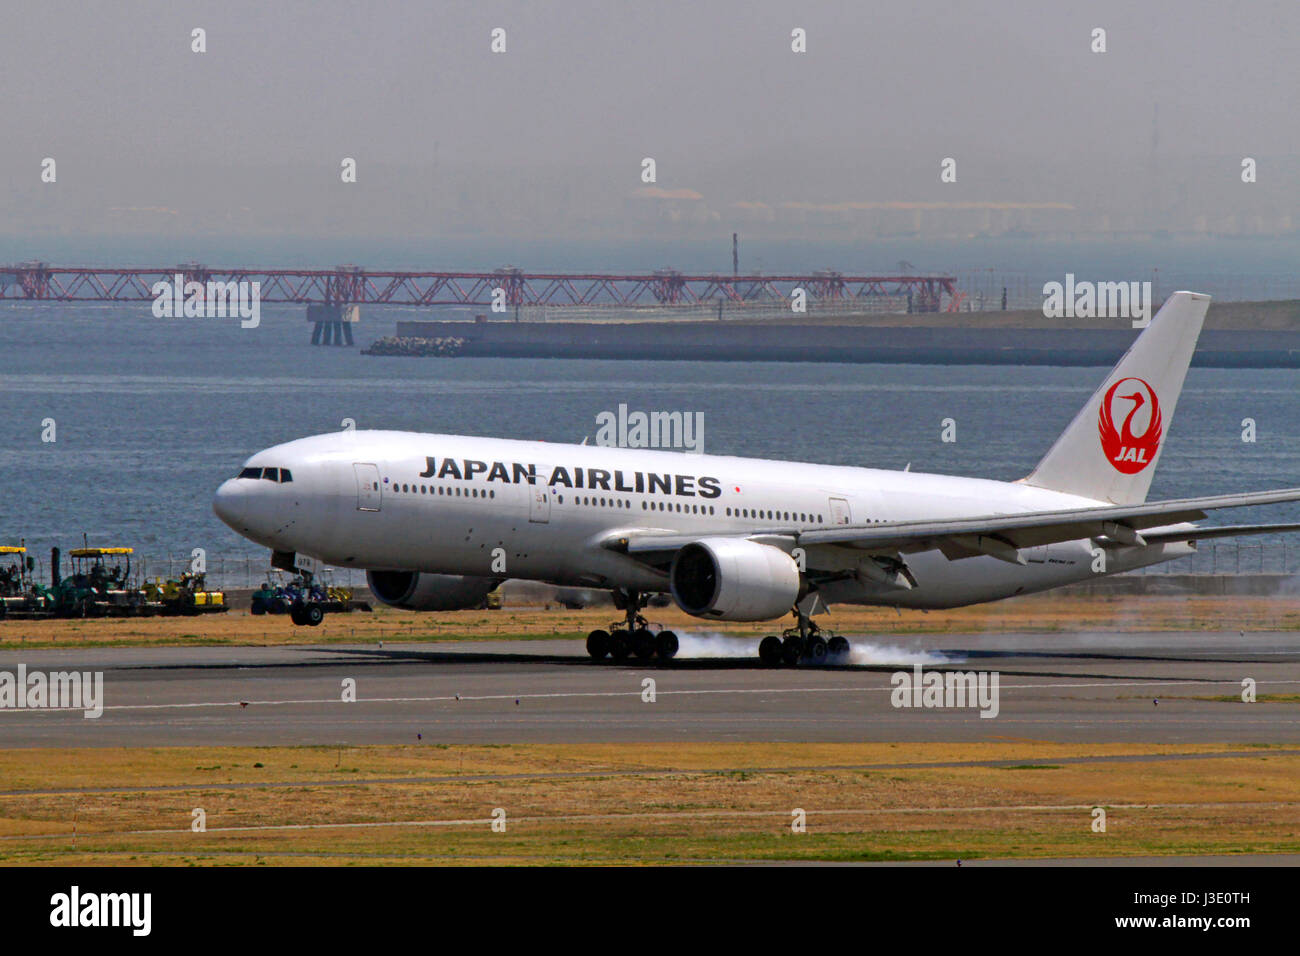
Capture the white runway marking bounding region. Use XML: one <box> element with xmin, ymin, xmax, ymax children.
<box><xmin>2</xmin><ymin>677</ymin><xmax>1299</xmax><ymax>715</ymax></box>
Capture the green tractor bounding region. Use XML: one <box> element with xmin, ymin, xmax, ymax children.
<box><xmin>49</xmin><ymin>546</ymin><xmax>144</xmax><ymax>617</ymax></box>
<box><xmin>0</xmin><ymin>544</ymin><xmax>52</xmax><ymax>619</ymax></box>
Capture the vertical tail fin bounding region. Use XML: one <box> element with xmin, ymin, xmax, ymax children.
<box><xmin>1022</xmin><ymin>291</ymin><xmax>1210</xmax><ymax>504</ymax></box>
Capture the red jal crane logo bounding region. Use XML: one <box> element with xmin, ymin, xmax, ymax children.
<box><xmin>1098</xmin><ymin>377</ymin><xmax>1162</xmax><ymax>474</ymax></box>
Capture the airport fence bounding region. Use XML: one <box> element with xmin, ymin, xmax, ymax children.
<box><xmin>1125</xmin><ymin>540</ymin><xmax>1300</xmax><ymax>577</ymax></box>
<box><xmin>136</xmin><ymin>555</ymin><xmax>367</xmax><ymax>591</ymax></box>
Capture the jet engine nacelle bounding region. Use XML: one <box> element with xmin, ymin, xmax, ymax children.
<box><xmin>366</xmin><ymin>570</ymin><xmax>497</xmax><ymax>611</ymax></box>
<box><xmin>669</xmin><ymin>537</ymin><xmax>801</xmax><ymax>621</ymax></box>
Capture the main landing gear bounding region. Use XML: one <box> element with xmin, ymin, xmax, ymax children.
<box><xmin>758</xmin><ymin>608</ymin><xmax>849</xmax><ymax>668</ymax></box>
<box><xmin>586</xmin><ymin>589</ymin><xmax>679</xmax><ymax>663</ymax></box>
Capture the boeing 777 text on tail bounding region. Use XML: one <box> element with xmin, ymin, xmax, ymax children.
<box><xmin>214</xmin><ymin>292</ymin><xmax>1300</xmax><ymax>665</ymax></box>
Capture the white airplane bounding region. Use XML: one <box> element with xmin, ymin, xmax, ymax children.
<box><xmin>214</xmin><ymin>291</ymin><xmax>1300</xmax><ymax>665</ymax></box>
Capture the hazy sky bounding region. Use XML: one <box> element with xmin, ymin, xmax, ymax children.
<box><xmin>2</xmin><ymin>0</ymin><xmax>1297</xmax><ymax>241</ymax></box>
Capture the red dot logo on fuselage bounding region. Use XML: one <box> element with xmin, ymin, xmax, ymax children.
<box><xmin>1098</xmin><ymin>376</ymin><xmax>1162</xmax><ymax>474</ymax></box>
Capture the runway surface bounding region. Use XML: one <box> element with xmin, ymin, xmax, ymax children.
<box><xmin>1</xmin><ymin>630</ymin><xmax>1298</xmax><ymax>747</ymax></box>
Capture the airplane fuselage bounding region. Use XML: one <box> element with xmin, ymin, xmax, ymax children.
<box><xmin>213</xmin><ymin>430</ymin><xmax>1194</xmax><ymax>611</ymax></box>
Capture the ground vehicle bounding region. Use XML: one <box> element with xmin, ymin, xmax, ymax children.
<box><xmin>250</xmin><ymin>570</ymin><xmax>296</xmax><ymax>615</ymax></box>
<box><xmin>0</xmin><ymin>546</ymin><xmax>31</xmax><ymax>601</ymax></box>
<box><xmin>4</xmin><ymin>543</ymin><xmax>230</xmax><ymax>619</ymax></box>
<box><xmin>140</xmin><ymin>571</ymin><xmax>228</xmax><ymax>615</ymax></box>
<box><xmin>0</xmin><ymin>545</ymin><xmax>50</xmax><ymax>619</ymax></box>
<box><xmin>51</xmin><ymin>547</ymin><xmax>145</xmax><ymax>617</ymax></box>
<box><xmin>251</xmin><ymin>567</ymin><xmax>370</xmax><ymax>624</ymax></box>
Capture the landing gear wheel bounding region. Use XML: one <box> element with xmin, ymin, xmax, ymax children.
<box><xmin>780</xmin><ymin>599</ymin><xmax>845</xmax><ymax>666</ymax></box>
<box><xmin>304</xmin><ymin>603</ymin><xmax>325</xmax><ymax>627</ymax></box>
<box><xmin>781</xmin><ymin>636</ymin><xmax>803</xmax><ymax>667</ymax></box>
<box><xmin>759</xmin><ymin>635</ymin><xmax>783</xmax><ymax>667</ymax></box>
<box><xmin>806</xmin><ymin>635</ymin><xmax>827</xmax><ymax>663</ymax></box>
<box><xmin>586</xmin><ymin>629</ymin><xmax>610</xmax><ymax>660</ymax></box>
<box><xmin>631</xmin><ymin>628</ymin><xmax>656</xmax><ymax>661</ymax></box>
<box><xmin>603</xmin><ymin>590</ymin><xmax>680</xmax><ymax>663</ymax></box>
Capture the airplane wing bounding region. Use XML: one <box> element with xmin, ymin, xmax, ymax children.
<box><xmin>605</xmin><ymin>487</ymin><xmax>1300</xmax><ymax>566</ymax></box>
<box><xmin>1139</xmin><ymin>522</ymin><xmax>1300</xmax><ymax>544</ymax></box>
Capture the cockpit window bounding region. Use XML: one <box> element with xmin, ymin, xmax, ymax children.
<box><xmin>238</xmin><ymin>465</ymin><xmax>293</xmax><ymax>482</ymax></box>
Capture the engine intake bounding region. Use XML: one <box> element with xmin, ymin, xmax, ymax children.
<box><xmin>366</xmin><ymin>570</ymin><xmax>497</xmax><ymax>611</ymax></box>
<box><xmin>669</xmin><ymin>537</ymin><xmax>801</xmax><ymax>621</ymax></box>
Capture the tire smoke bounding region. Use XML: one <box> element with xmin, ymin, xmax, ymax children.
<box><xmin>671</xmin><ymin>631</ymin><xmax>961</xmax><ymax>665</ymax></box>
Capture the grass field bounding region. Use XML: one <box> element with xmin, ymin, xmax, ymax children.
<box><xmin>3</xmin><ymin>593</ymin><xmax>1300</xmax><ymax>649</ymax></box>
<box><xmin>1</xmin><ymin>742</ymin><xmax>1297</xmax><ymax>865</ymax></box>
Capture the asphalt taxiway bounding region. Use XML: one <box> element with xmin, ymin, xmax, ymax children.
<box><xmin>1</xmin><ymin>630</ymin><xmax>1297</xmax><ymax>747</ymax></box>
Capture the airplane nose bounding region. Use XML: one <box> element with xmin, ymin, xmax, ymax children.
<box><xmin>213</xmin><ymin>479</ymin><xmax>249</xmax><ymax>531</ymax></box>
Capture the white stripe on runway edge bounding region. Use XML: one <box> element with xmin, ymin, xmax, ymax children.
<box><xmin>2</xmin><ymin>677</ymin><xmax>1300</xmax><ymax>715</ymax></box>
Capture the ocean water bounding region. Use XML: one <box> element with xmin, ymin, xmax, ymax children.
<box><xmin>2</xmin><ymin>295</ymin><xmax>1299</xmax><ymax>584</ymax></box>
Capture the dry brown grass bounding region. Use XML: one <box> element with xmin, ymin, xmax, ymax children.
<box><xmin>2</xmin><ymin>742</ymin><xmax>1297</xmax><ymax>865</ymax></box>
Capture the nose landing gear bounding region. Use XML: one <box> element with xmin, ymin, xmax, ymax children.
<box><xmin>275</xmin><ymin>552</ymin><xmax>368</xmax><ymax>627</ymax></box>
<box><xmin>290</xmin><ymin>601</ymin><xmax>325</xmax><ymax>627</ymax></box>
<box><xmin>586</xmin><ymin>589</ymin><xmax>678</xmax><ymax>663</ymax></box>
